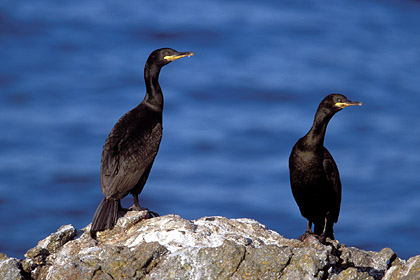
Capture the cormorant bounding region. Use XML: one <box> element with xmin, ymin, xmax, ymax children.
<box><xmin>289</xmin><ymin>94</ymin><xmax>361</xmax><ymax>242</ymax></box>
<box><xmin>90</xmin><ymin>48</ymin><xmax>194</xmax><ymax>238</ymax></box>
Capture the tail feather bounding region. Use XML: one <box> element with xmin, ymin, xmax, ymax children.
<box><xmin>90</xmin><ymin>198</ymin><xmax>118</xmax><ymax>238</ymax></box>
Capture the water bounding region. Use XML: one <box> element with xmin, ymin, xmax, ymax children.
<box><xmin>1</xmin><ymin>0</ymin><xmax>420</xmax><ymax>260</ymax></box>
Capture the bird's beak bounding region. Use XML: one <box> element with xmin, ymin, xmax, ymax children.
<box><xmin>335</xmin><ymin>101</ymin><xmax>363</xmax><ymax>108</ymax></box>
<box><xmin>164</xmin><ymin>51</ymin><xmax>195</xmax><ymax>62</ymax></box>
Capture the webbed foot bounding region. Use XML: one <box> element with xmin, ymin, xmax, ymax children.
<box><xmin>128</xmin><ymin>205</ymin><xmax>159</xmax><ymax>217</ymax></box>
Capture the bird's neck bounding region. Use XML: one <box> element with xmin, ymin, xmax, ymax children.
<box><xmin>143</xmin><ymin>63</ymin><xmax>164</xmax><ymax>111</ymax></box>
<box><xmin>305</xmin><ymin>109</ymin><xmax>334</xmax><ymax>147</ymax></box>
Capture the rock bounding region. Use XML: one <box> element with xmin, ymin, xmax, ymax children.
<box><xmin>24</xmin><ymin>224</ymin><xmax>77</xmax><ymax>265</ymax></box>
<box><xmin>383</xmin><ymin>255</ymin><xmax>420</xmax><ymax>280</ymax></box>
<box><xmin>0</xmin><ymin>255</ymin><xmax>24</xmax><ymax>280</ymax></box>
<box><xmin>234</xmin><ymin>244</ymin><xmax>292</xmax><ymax>279</ymax></box>
<box><xmin>1</xmin><ymin>211</ymin><xmax>419</xmax><ymax>279</ymax></box>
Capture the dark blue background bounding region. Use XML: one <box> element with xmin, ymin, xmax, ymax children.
<box><xmin>1</xmin><ymin>0</ymin><xmax>420</xmax><ymax>260</ymax></box>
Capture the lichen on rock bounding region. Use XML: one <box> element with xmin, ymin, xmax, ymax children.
<box><xmin>1</xmin><ymin>211</ymin><xmax>419</xmax><ymax>279</ymax></box>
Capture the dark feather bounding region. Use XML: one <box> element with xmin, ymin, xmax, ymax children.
<box><xmin>100</xmin><ymin>104</ymin><xmax>162</xmax><ymax>200</ymax></box>
<box><xmin>90</xmin><ymin>48</ymin><xmax>193</xmax><ymax>238</ymax></box>
<box><xmin>289</xmin><ymin>94</ymin><xmax>361</xmax><ymax>240</ymax></box>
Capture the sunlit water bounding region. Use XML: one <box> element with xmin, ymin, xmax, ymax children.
<box><xmin>1</xmin><ymin>0</ymin><xmax>420</xmax><ymax>260</ymax></box>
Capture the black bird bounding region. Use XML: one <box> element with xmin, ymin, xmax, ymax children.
<box><xmin>289</xmin><ymin>94</ymin><xmax>361</xmax><ymax>241</ymax></box>
<box><xmin>90</xmin><ymin>48</ymin><xmax>194</xmax><ymax>238</ymax></box>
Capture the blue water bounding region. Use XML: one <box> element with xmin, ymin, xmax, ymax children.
<box><xmin>1</xmin><ymin>0</ymin><xmax>420</xmax><ymax>260</ymax></box>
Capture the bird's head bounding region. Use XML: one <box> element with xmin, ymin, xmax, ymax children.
<box><xmin>321</xmin><ymin>94</ymin><xmax>362</xmax><ymax>114</ymax></box>
<box><xmin>147</xmin><ymin>48</ymin><xmax>194</xmax><ymax>67</ymax></box>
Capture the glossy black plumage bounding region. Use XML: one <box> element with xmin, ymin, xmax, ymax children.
<box><xmin>90</xmin><ymin>48</ymin><xmax>194</xmax><ymax>238</ymax></box>
<box><xmin>289</xmin><ymin>94</ymin><xmax>361</xmax><ymax>241</ymax></box>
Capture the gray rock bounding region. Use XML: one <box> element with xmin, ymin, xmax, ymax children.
<box><xmin>233</xmin><ymin>244</ymin><xmax>292</xmax><ymax>279</ymax></box>
<box><xmin>25</xmin><ymin>224</ymin><xmax>77</xmax><ymax>265</ymax></box>
<box><xmin>1</xmin><ymin>211</ymin><xmax>419</xmax><ymax>279</ymax></box>
<box><xmin>147</xmin><ymin>240</ymin><xmax>246</xmax><ymax>280</ymax></box>
<box><xmin>383</xmin><ymin>255</ymin><xmax>420</xmax><ymax>280</ymax></box>
<box><xmin>0</xmin><ymin>255</ymin><xmax>24</xmax><ymax>280</ymax></box>
<box><xmin>335</xmin><ymin>246</ymin><xmax>397</xmax><ymax>280</ymax></box>
<box><xmin>330</xmin><ymin>267</ymin><xmax>374</xmax><ymax>280</ymax></box>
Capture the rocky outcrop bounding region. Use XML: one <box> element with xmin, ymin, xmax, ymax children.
<box><xmin>1</xmin><ymin>211</ymin><xmax>419</xmax><ymax>279</ymax></box>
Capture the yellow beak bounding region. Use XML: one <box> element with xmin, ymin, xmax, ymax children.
<box><xmin>335</xmin><ymin>101</ymin><xmax>363</xmax><ymax>108</ymax></box>
<box><xmin>164</xmin><ymin>51</ymin><xmax>195</xmax><ymax>61</ymax></box>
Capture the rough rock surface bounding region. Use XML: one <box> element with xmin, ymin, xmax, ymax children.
<box><xmin>1</xmin><ymin>211</ymin><xmax>419</xmax><ymax>279</ymax></box>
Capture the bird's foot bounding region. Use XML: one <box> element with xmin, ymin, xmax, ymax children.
<box><xmin>298</xmin><ymin>231</ymin><xmax>313</xmax><ymax>241</ymax></box>
<box><xmin>298</xmin><ymin>232</ymin><xmax>326</xmax><ymax>243</ymax></box>
<box><xmin>298</xmin><ymin>232</ymin><xmax>327</xmax><ymax>245</ymax></box>
<box><xmin>128</xmin><ymin>205</ymin><xmax>160</xmax><ymax>217</ymax></box>
<box><xmin>318</xmin><ymin>234</ymin><xmax>327</xmax><ymax>244</ymax></box>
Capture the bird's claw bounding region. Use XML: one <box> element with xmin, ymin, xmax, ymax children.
<box><xmin>128</xmin><ymin>205</ymin><xmax>159</xmax><ymax>217</ymax></box>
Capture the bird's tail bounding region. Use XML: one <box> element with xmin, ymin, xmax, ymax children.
<box><xmin>90</xmin><ymin>198</ymin><xmax>118</xmax><ymax>238</ymax></box>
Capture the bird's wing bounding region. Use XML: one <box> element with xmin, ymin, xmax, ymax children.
<box><xmin>323</xmin><ymin>148</ymin><xmax>342</xmax><ymax>222</ymax></box>
<box><xmin>100</xmin><ymin>117</ymin><xmax>162</xmax><ymax>199</ymax></box>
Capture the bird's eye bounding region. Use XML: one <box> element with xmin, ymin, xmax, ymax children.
<box><xmin>337</xmin><ymin>98</ymin><xmax>341</xmax><ymax>102</ymax></box>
